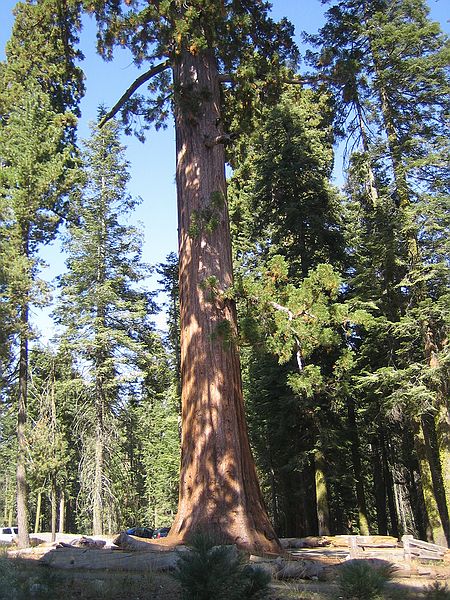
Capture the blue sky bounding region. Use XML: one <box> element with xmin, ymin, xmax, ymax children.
<box><xmin>1</xmin><ymin>1</ymin><xmax>449</xmax><ymax>335</ymax></box>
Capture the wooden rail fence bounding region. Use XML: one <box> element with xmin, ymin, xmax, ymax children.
<box><xmin>347</xmin><ymin>534</ymin><xmax>448</xmax><ymax>563</ymax></box>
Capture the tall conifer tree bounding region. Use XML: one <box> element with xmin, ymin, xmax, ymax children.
<box><xmin>0</xmin><ymin>0</ymin><xmax>83</xmax><ymax>547</ymax></box>
<box><xmin>86</xmin><ymin>0</ymin><xmax>298</xmax><ymax>550</ymax></box>
<box><xmin>56</xmin><ymin>120</ymin><xmax>157</xmax><ymax>534</ymax></box>
<box><xmin>309</xmin><ymin>0</ymin><xmax>450</xmax><ymax>544</ymax></box>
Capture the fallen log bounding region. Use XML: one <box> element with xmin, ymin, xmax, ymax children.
<box><xmin>68</xmin><ymin>536</ymin><xmax>106</xmax><ymax>549</ymax></box>
<box><xmin>113</xmin><ymin>532</ymin><xmax>175</xmax><ymax>552</ymax></box>
<box><xmin>9</xmin><ymin>546</ymin><xmax>180</xmax><ymax>571</ymax></box>
<box><xmin>280</xmin><ymin>537</ymin><xmax>331</xmax><ymax>549</ymax></box>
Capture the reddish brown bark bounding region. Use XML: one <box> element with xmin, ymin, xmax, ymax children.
<box><xmin>168</xmin><ymin>47</ymin><xmax>279</xmax><ymax>554</ymax></box>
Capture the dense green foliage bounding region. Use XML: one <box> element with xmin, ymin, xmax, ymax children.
<box><xmin>174</xmin><ymin>532</ymin><xmax>270</xmax><ymax>600</ymax></box>
<box><xmin>337</xmin><ymin>560</ymin><xmax>396</xmax><ymax>600</ymax></box>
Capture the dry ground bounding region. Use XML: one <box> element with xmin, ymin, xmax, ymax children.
<box><xmin>3</xmin><ymin>536</ymin><xmax>449</xmax><ymax>599</ymax></box>
<box><xmin>6</xmin><ymin>561</ymin><xmax>450</xmax><ymax>600</ymax></box>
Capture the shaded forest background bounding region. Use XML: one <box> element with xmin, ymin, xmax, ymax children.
<box><xmin>0</xmin><ymin>0</ymin><xmax>449</xmax><ymax>548</ymax></box>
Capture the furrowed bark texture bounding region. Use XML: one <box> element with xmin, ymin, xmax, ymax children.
<box><xmin>169</xmin><ymin>48</ymin><xmax>279</xmax><ymax>553</ymax></box>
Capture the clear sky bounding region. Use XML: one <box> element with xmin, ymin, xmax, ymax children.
<box><xmin>1</xmin><ymin>1</ymin><xmax>449</xmax><ymax>336</ymax></box>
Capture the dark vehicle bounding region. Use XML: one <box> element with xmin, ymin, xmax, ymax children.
<box><xmin>126</xmin><ymin>527</ymin><xmax>154</xmax><ymax>539</ymax></box>
<box><xmin>152</xmin><ymin>527</ymin><xmax>170</xmax><ymax>539</ymax></box>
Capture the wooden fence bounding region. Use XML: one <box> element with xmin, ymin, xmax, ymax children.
<box><xmin>347</xmin><ymin>534</ymin><xmax>448</xmax><ymax>563</ymax></box>
<box><xmin>401</xmin><ymin>535</ymin><xmax>447</xmax><ymax>563</ymax></box>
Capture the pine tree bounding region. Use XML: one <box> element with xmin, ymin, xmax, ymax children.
<box><xmin>157</xmin><ymin>252</ymin><xmax>181</xmax><ymax>404</ymax></box>
<box><xmin>55</xmin><ymin>120</ymin><xmax>157</xmax><ymax>534</ymax></box>
<box><xmin>0</xmin><ymin>86</ymin><xmax>79</xmax><ymax>547</ymax></box>
<box><xmin>227</xmin><ymin>88</ymin><xmax>361</xmax><ymax>537</ymax></box>
<box><xmin>0</xmin><ymin>0</ymin><xmax>83</xmax><ymax>547</ymax></box>
<box><xmin>26</xmin><ymin>345</ymin><xmax>82</xmax><ymax>538</ymax></box>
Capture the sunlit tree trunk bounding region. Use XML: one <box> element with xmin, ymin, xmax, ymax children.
<box><xmin>51</xmin><ymin>479</ymin><xmax>57</xmax><ymax>542</ymax></box>
<box><xmin>169</xmin><ymin>47</ymin><xmax>279</xmax><ymax>553</ymax></box>
<box><xmin>314</xmin><ymin>448</ymin><xmax>330</xmax><ymax>536</ymax></box>
<box><xmin>58</xmin><ymin>493</ymin><xmax>65</xmax><ymax>533</ymax></box>
<box><xmin>413</xmin><ymin>417</ymin><xmax>447</xmax><ymax>546</ymax></box>
<box><xmin>16</xmin><ymin>228</ymin><xmax>30</xmax><ymax>549</ymax></box>
<box><xmin>34</xmin><ymin>491</ymin><xmax>42</xmax><ymax>534</ymax></box>
<box><xmin>347</xmin><ymin>397</ymin><xmax>370</xmax><ymax>535</ymax></box>
<box><xmin>92</xmin><ymin>380</ymin><xmax>105</xmax><ymax>536</ymax></box>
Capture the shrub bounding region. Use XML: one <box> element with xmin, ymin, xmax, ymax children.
<box><xmin>173</xmin><ymin>531</ymin><xmax>271</xmax><ymax>600</ymax></box>
<box><xmin>423</xmin><ymin>582</ymin><xmax>450</xmax><ymax>600</ymax></box>
<box><xmin>337</xmin><ymin>559</ymin><xmax>396</xmax><ymax>600</ymax></box>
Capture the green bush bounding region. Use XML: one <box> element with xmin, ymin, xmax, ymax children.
<box><xmin>423</xmin><ymin>582</ymin><xmax>450</xmax><ymax>600</ymax></box>
<box><xmin>337</xmin><ymin>559</ymin><xmax>396</xmax><ymax>600</ymax></box>
<box><xmin>173</xmin><ymin>531</ymin><xmax>271</xmax><ymax>600</ymax></box>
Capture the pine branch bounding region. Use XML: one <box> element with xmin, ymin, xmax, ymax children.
<box><xmin>218</xmin><ymin>73</ymin><xmax>325</xmax><ymax>86</ymax></box>
<box><xmin>98</xmin><ymin>59</ymin><xmax>171</xmax><ymax>128</ymax></box>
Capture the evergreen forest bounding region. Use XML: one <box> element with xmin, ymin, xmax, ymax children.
<box><xmin>0</xmin><ymin>0</ymin><xmax>449</xmax><ymax>553</ymax></box>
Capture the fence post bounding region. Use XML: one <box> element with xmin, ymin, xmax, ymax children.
<box><xmin>349</xmin><ymin>535</ymin><xmax>359</xmax><ymax>558</ymax></box>
<box><xmin>402</xmin><ymin>534</ymin><xmax>412</xmax><ymax>566</ymax></box>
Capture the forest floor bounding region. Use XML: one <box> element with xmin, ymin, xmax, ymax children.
<box><xmin>6</xmin><ymin>557</ymin><xmax>449</xmax><ymax>599</ymax></box>
<box><xmin>3</xmin><ymin>536</ymin><xmax>449</xmax><ymax>599</ymax></box>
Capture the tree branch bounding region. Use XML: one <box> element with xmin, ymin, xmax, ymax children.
<box><xmin>204</xmin><ymin>133</ymin><xmax>237</xmax><ymax>147</ymax></box>
<box><xmin>98</xmin><ymin>59</ymin><xmax>172</xmax><ymax>128</ymax></box>
<box><xmin>218</xmin><ymin>73</ymin><xmax>325</xmax><ymax>86</ymax></box>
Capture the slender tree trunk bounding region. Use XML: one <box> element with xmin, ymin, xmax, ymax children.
<box><xmin>413</xmin><ymin>417</ymin><xmax>447</xmax><ymax>546</ymax></box>
<box><xmin>314</xmin><ymin>448</ymin><xmax>330</xmax><ymax>536</ymax></box>
<box><xmin>435</xmin><ymin>401</ymin><xmax>450</xmax><ymax>523</ymax></box>
<box><xmin>34</xmin><ymin>491</ymin><xmax>42</xmax><ymax>534</ymax></box>
<box><xmin>17</xmin><ymin>300</ymin><xmax>30</xmax><ymax>549</ymax></box>
<box><xmin>422</xmin><ymin>414</ymin><xmax>450</xmax><ymax>545</ymax></box>
<box><xmin>93</xmin><ymin>196</ymin><xmax>107</xmax><ymax>536</ymax></box>
<box><xmin>381</xmin><ymin>436</ymin><xmax>399</xmax><ymax>538</ymax></box>
<box><xmin>371</xmin><ymin>436</ymin><xmax>388</xmax><ymax>535</ymax></box>
<box><xmin>58</xmin><ymin>493</ymin><xmax>65</xmax><ymax>533</ymax></box>
<box><xmin>50</xmin><ymin>374</ymin><xmax>57</xmax><ymax>542</ymax></box>
<box><xmin>92</xmin><ymin>390</ymin><xmax>104</xmax><ymax>536</ymax></box>
<box><xmin>423</xmin><ymin>320</ymin><xmax>450</xmax><ymax>532</ymax></box>
<box><xmin>356</xmin><ymin>98</ymin><xmax>379</xmax><ymax>208</ymax></box>
<box><xmin>51</xmin><ymin>479</ymin><xmax>57</xmax><ymax>542</ymax></box>
<box><xmin>347</xmin><ymin>397</ymin><xmax>370</xmax><ymax>535</ymax></box>
<box><xmin>169</xmin><ymin>47</ymin><xmax>279</xmax><ymax>553</ymax></box>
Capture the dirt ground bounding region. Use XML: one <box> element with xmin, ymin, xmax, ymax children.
<box><xmin>4</xmin><ymin>536</ymin><xmax>450</xmax><ymax>599</ymax></box>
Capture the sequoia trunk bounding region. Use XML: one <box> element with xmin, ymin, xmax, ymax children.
<box><xmin>168</xmin><ymin>48</ymin><xmax>279</xmax><ymax>553</ymax></box>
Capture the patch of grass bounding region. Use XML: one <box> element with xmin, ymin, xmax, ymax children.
<box><xmin>0</xmin><ymin>557</ymin><xmax>174</xmax><ymax>600</ymax></box>
<box><xmin>337</xmin><ymin>559</ymin><xmax>396</xmax><ymax>600</ymax></box>
<box><xmin>273</xmin><ymin>581</ymin><xmax>332</xmax><ymax>599</ymax></box>
<box><xmin>423</xmin><ymin>582</ymin><xmax>450</xmax><ymax>600</ymax></box>
<box><xmin>0</xmin><ymin>556</ymin><xmax>61</xmax><ymax>600</ymax></box>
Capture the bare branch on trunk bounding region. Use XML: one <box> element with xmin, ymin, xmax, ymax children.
<box><xmin>98</xmin><ymin>60</ymin><xmax>171</xmax><ymax>128</ymax></box>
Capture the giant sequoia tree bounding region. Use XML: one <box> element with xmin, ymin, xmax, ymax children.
<box><xmin>88</xmin><ymin>0</ymin><xmax>297</xmax><ymax>551</ymax></box>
